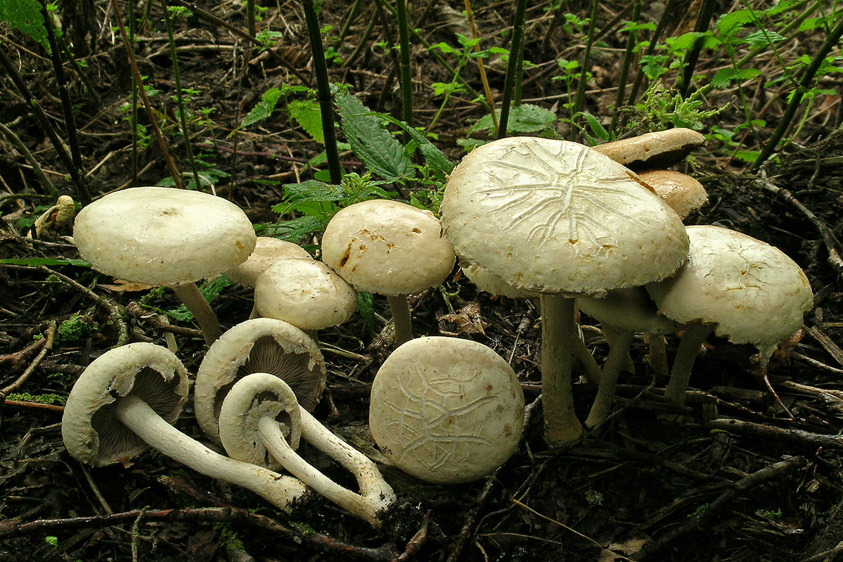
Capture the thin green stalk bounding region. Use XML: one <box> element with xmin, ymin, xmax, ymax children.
<box><xmin>0</xmin><ymin>122</ymin><xmax>58</xmax><ymax>198</ymax></box>
<box><xmin>129</xmin><ymin>0</ymin><xmax>139</xmax><ymax>182</ymax></box>
<box><xmin>751</xmin><ymin>14</ymin><xmax>843</xmax><ymax>170</ymax></box>
<box><xmin>497</xmin><ymin>0</ymin><xmax>527</xmax><ymax>139</ymax></box>
<box><xmin>395</xmin><ymin>0</ymin><xmax>413</xmax><ymax>137</ymax></box>
<box><xmin>247</xmin><ymin>0</ymin><xmax>256</xmax><ymax>38</ymax></box>
<box><xmin>627</xmin><ymin>0</ymin><xmax>677</xmax><ymax>105</ymax></box>
<box><xmin>677</xmin><ymin>0</ymin><xmax>718</xmax><ymax>98</ymax></box>
<box><xmin>301</xmin><ymin>0</ymin><xmax>342</xmax><ymax>185</ymax></box>
<box><xmin>161</xmin><ymin>0</ymin><xmax>202</xmax><ymax>190</ymax></box>
<box><xmin>571</xmin><ymin>0</ymin><xmax>600</xmax><ymax>122</ymax></box>
<box><xmin>465</xmin><ymin>0</ymin><xmax>498</xmax><ymax>135</ymax></box>
<box><xmin>610</xmin><ymin>0</ymin><xmax>641</xmax><ymax>136</ymax></box>
<box><xmin>333</xmin><ymin>0</ymin><xmax>362</xmax><ymax>50</ymax></box>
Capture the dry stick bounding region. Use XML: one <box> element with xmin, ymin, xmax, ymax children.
<box><xmin>634</xmin><ymin>457</ymin><xmax>804</xmax><ymax>560</ymax></box>
<box><xmin>0</xmin><ymin>321</ymin><xmax>56</xmax><ymax>398</ymax></box>
<box><xmin>109</xmin><ymin>0</ymin><xmax>183</xmax><ymax>189</ymax></box>
<box><xmin>0</xmin><ymin>122</ymin><xmax>58</xmax><ymax>198</ymax></box>
<box><xmin>705</xmin><ymin>418</ymin><xmax>843</xmax><ymax>449</ymax></box>
<box><xmin>0</xmin><ymin>506</ymin><xmax>396</xmax><ymax>560</ymax></box>
<box><xmin>754</xmin><ymin>176</ymin><xmax>843</xmax><ymax>278</ymax></box>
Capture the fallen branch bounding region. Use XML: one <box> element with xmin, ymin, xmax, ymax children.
<box><xmin>706</xmin><ymin>418</ymin><xmax>843</xmax><ymax>449</ymax></box>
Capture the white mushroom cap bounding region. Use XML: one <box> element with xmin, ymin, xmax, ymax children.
<box><xmin>577</xmin><ymin>287</ymin><xmax>678</xmax><ymax>335</ymax></box>
<box><xmin>592</xmin><ymin>128</ymin><xmax>705</xmax><ymax>170</ymax></box>
<box><xmin>194</xmin><ymin>318</ymin><xmax>326</xmax><ymax>446</ymax></box>
<box><xmin>440</xmin><ymin>137</ymin><xmax>690</xmax><ymax>296</ymax></box>
<box><xmin>637</xmin><ymin>170</ymin><xmax>707</xmax><ymax>220</ymax></box>
<box><xmin>225</xmin><ymin>237</ymin><xmax>312</xmax><ymax>287</ymax></box>
<box><xmin>646</xmin><ymin>225</ymin><xmax>813</xmax><ymax>353</ymax></box>
<box><xmin>254</xmin><ymin>258</ymin><xmax>357</xmax><ymax>331</ymax></box>
<box><xmin>74</xmin><ymin>187</ymin><xmax>256</xmax><ymax>286</ymax></box>
<box><xmin>321</xmin><ymin>200</ymin><xmax>456</xmax><ymax>296</ymax></box>
<box><xmin>62</xmin><ymin>342</ymin><xmax>188</xmax><ymax>466</ymax></box>
<box><xmin>369</xmin><ymin>336</ymin><xmax>524</xmax><ymax>484</ymax></box>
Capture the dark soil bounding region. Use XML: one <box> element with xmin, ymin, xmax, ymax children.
<box><xmin>1</xmin><ymin>1</ymin><xmax>842</xmax><ymax>561</ymax></box>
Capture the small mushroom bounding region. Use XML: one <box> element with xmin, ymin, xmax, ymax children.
<box><xmin>218</xmin><ymin>372</ymin><xmax>395</xmax><ymax>526</ymax></box>
<box><xmin>321</xmin><ymin>199</ymin><xmax>455</xmax><ymax>346</ymax></box>
<box><xmin>369</xmin><ymin>336</ymin><xmax>525</xmax><ymax>484</ymax></box>
<box><xmin>194</xmin><ymin>318</ymin><xmax>326</xmax><ymax>446</ymax></box>
<box><xmin>637</xmin><ymin>170</ymin><xmax>707</xmax><ymax>220</ymax></box>
<box><xmin>592</xmin><ymin>128</ymin><xmax>705</xmax><ymax>170</ymax></box>
<box><xmin>254</xmin><ymin>257</ymin><xmax>357</xmax><ymax>340</ymax></box>
<box><xmin>73</xmin><ymin>187</ymin><xmax>257</xmax><ymax>345</ymax></box>
<box><xmin>646</xmin><ymin>225</ymin><xmax>814</xmax><ymax>405</ymax></box>
<box><xmin>225</xmin><ymin>237</ymin><xmax>312</xmax><ymax>288</ymax></box>
<box><xmin>61</xmin><ymin>343</ymin><xmax>307</xmax><ymax>511</ymax></box>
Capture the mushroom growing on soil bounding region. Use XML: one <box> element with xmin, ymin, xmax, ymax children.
<box><xmin>592</xmin><ymin>128</ymin><xmax>705</xmax><ymax>170</ymax></box>
<box><xmin>369</xmin><ymin>336</ymin><xmax>525</xmax><ymax>484</ymax></box>
<box><xmin>73</xmin><ymin>187</ymin><xmax>256</xmax><ymax>345</ymax></box>
<box><xmin>637</xmin><ymin>170</ymin><xmax>708</xmax><ymax>220</ymax></box>
<box><xmin>646</xmin><ymin>225</ymin><xmax>814</xmax><ymax>406</ymax></box>
<box><xmin>61</xmin><ymin>342</ymin><xmax>307</xmax><ymax>511</ymax></box>
<box><xmin>440</xmin><ymin>136</ymin><xmax>689</xmax><ymax>446</ymax></box>
<box><xmin>218</xmin><ymin>372</ymin><xmax>395</xmax><ymax>526</ymax></box>
<box><xmin>194</xmin><ymin>318</ymin><xmax>326</xmax><ymax>446</ymax></box>
<box><xmin>321</xmin><ymin>199</ymin><xmax>455</xmax><ymax>347</ymax></box>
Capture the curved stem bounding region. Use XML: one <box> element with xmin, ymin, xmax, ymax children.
<box><xmin>172</xmin><ymin>283</ymin><xmax>222</xmax><ymax>346</ymax></box>
<box><xmin>116</xmin><ymin>395</ymin><xmax>307</xmax><ymax>512</ymax></box>
<box><xmin>585</xmin><ymin>327</ymin><xmax>634</xmax><ymax>428</ymax></box>
<box><xmin>572</xmin><ymin>332</ymin><xmax>602</xmax><ymax>385</ymax></box>
<box><xmin>386</xmin><ymin>294</ymin><xmax>413</xmax><ymax>347</ymax></box>
<box><xmin>664</xmin><ymin>323</ymin><xmax>714</xmax><ymax>405</ymax></box>
<box><xmin>540</xmin><ymin>295</ymin><xmax>584</xmax><ymax>447</ymax></box>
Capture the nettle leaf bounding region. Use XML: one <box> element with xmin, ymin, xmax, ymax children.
<box><xmin>379</xmin><ymin>115</ymin><xmax>455</xmax><ymax>179</ymax></box>
<box><xmin>288</xmin><ymin>98</ymin><xmax>324</xmax><ymax>144</ymax></box>
<box><xmin>278</xmin><ymin>180</ymin><xmax>345</xmax><ymax>210</ymax></box>
<box><xmin>467</xmin><ymin>103</ymin><xmax>557</xmax><ymax>136</ymax></box>
<box><xmin>333</xmin><ymin>89</ymin><xmax>414</xmax><ymax>182</ymax></box>
<box><xmin>716</xmin><ymin>9</ymin><xmax>754</xmax><ymax>37</ymax></box>
<box><xmin>0</xmin><ymin>0</ymin><xmax>47</xmax><ymax>48</ymax></box>
<box><xmin>240</xmin><ymin>88</ymin><xmax>282</xmax><ymax>128</ymax></box>
<box><xmin>266</xmin><ymin>215</ymin><xmax>329</xmax><ymax>243</ymax></box>
<box><xmin>710</xmin><ymin>67</ymin><xmax>762</xmax><ymax>88</ymax></box>
<box><xmin>743</xmin><ymin>30</ymin><xmax>785</xmax><ymax>49</ymax></box>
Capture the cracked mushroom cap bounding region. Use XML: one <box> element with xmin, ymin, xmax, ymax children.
<box><xmin>254</xmin><ymin>258</ymin><xmax>357</xmax><ymax>331</ymax></box>
<box><xmin>592</xmin><ymin>128</ymin><xmax>705</xmax><ymax>170</ymax></box>
<box><xmin>645</xmin><ymin>225</ymin><xmax>813</xmax><ymax>354</ymax></box>
<box><xmin>61</xmin><ymin>342</ymin><xmax>189</xmax><ymax>466</ymax></box>
<box><xmin>369</xmin><ymin>336</ymin><xmax>524</xmax><ymax>484</ymax></box>
<box><xmin>638</xmin><ymin>170</ymin><xmax>708</xmax><ymax>220</ymax></box>
<box><xmin>73</xmin><ymin>187</ymin><xmax>256</xmax><ymax>286</ymax></box>
<box><xmin>321</xmin><ymin>200</ymin><xmax>455</xmax><ymax>296</ymax></box>
<box><xmin>441</xmin><ymin>137</ymin><xmax>690</xmax><ymax>296</ymax></box>
<box><xmin>225</xmin><ymin>237</ymin><xmax>312</xmax><ymax>287</ymax></box>
<box><xmin>194</xmin><ymin>318</ymin><xmax>326</xmax><ymax>446</ymax></box>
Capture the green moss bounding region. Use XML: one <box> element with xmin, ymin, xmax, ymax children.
<box><xmin>56</xmin><ymin>314</ymin><xmax>98</xmax><ymax>344</ymax></box>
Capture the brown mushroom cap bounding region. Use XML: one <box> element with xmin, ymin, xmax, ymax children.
<box><xmin>321</xmin><ymin>200</ymin><xmax>455</xmax><ymax>296</ymax></box>
<box><xmin>74</xmin><ymin>187</ymin><xmax>256</xmax><ymax>286</ymax></box>
<box><xmin>369</xmin><ymin>336</ymin><xmax>524</xmax><ymax>484</ymax></box>
<box><xmin>61</xmin><ymin>342</ymin><xmax>188</xmax><ymax>466</ymax></box>
<box><xmin>225</xmin><ymin>237</ymin><xmax>311</xmax><ymax>287</ymax></box>
<box><xmin>194</xmin><ymin>318</ymin><xmax>326</xmax><ymax>446</ymax></box>
<box><xmin>592</xmin><ymin>128</ymin><xmax>705</xmax><ymax>170</ymax></box>
<box><xmin>638</xmin><ymin>170</ymin><xmax>707</xmax><ymax>220</ymax></box>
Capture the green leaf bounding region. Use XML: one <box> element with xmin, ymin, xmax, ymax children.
<box><xmin>743</xmin><ymin>30</ymin><xmax>785</xmax><ymax>49</ymax></box>
<box><xmin>266</xmin><ymin>215</ymin><xmax>329</xmax><ymax>243</ymax></box>
<box><xmin>710</xmin><ymin>67</ymin><xmax>762</xmax><ymax>88</ymax></box>
<box><xmin>467</xmin><ymin>103</ymin><xmax>557</xmax><ymax>135</ymax></box>
<box><xmin>0</xmin><ymin>0</ymin><xmax>48</xmax><ymax>48</ymax></box>
<box><xmin>288</xmin><ymin>98</ymin><xmax>324</xmax><ymax>144</ymax></box>
<box><xmin>333</xmin><ymin>88</ymin><xmax>414</xmax><ymax>182</ymax></box>
<box><xmin>379</xmin><ymin>115</ymin><xmax>455</xmax><ymax>179</ymax></box>
<box><xmin>240</xmin><ymin>88</ymin><xmax>282</xmax><ymax>128</ymax></box>
<box><xmin>0</xmin><ymin>257</ymin><xmax>90</xmax><ymax>267</ymax></box>
<box><xmin>357</xmin><ymin>291</ymin><xmax>375</xmax><ymax>338</ymax></box>
<box><xmin>716</xmin><ymin>10</ymin><xmax>754</xmax><ymax>37</ymax></box>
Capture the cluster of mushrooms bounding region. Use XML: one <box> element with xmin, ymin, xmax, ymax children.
<box><xmin>61</xmin><ymin>129</ymin><xmax>813</xmax><ymax>527</ymax></box>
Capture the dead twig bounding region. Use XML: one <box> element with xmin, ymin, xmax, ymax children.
<box><xmin>0</xmin><ymin>321</ymin><xmax>56</xmax><ymax>397</ymax></box>
<box><xmin>706</xmin><ymin>418</ymin><xmax>843</xmax><ymax>449</ymax></box>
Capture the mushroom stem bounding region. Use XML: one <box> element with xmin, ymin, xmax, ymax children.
<box><xmin>386</xmin><ymin>294</ymin><xmax>414</xmax><ymax>346</ymax></box>
<box><xmin>540</xmin><ymin>295</ymin><xmax>584</xmax><ymax>447</ymax></box>
<box><xmin>645</xmin><ymin>332</ymin><xmax>670</xmax><ymax>377</ymax></box>
<box><xmin>115</xmin><ymin>394</ymin><xmax>307</xmax><ymax>511</ymax></box>
<box><xmin>572</xmin><ymin>333</ymin><xmax>602</xmax><ymax>385</ymax></box>
<box><xmin>172</xmin><ymin>282</ymin><xmax>222</xmax><ymax>345</ymax></box>
<box><xmin>584</xmin><ymin>327</ymin><xmax>634</xmax><ymax>429</ymax></box>
<box><xmin>663</xmin><ymin>323</ymin><xmax>715</xmax><ymax>405</ymax></box>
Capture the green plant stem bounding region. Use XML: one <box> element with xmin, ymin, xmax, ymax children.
<box><xmin>751</xmin><ymin>14</ymin><xmax>843</xmax><ymax>170</ymax></box>
<box><xmin>627</xmin><ymin>0</ymin><xmax>677</xmax><ymax>105</ymax></box>
<box><xmin>0</xmin><ymin>122</ymin><xmax>58</xmax><ymax>199</ymax></box>
<box><xmin>465</xmin><ymin>0</ymin><xmax>498</xmax><ymax>135</ymax></box>
<box><xmin>161</xmin><ymin>0</ymin><xmax>202</xmax><ymax>191</ymax></box>
<box><xmin>129</xmin><ymin>0</ymin><xmax>139</xmax><ymax>182</ymax></box>
<box><xmin>333</xmin><ymin>0</ymin><xmax>362</xmax><ymax>49</ymax></box>
<box><xmin>247</xmin><ymin>0</ymin><xmax>256</xmax><ymax>38</ymax></box>
<box><xmin>497</xmin><ymin>0</ymin><xmax>527</xmax><ymax>140</ymax></box>
<box><xmin>395</xmin><ymin>0</ymin><xmax>413</xmax><ymax>136</ymax></box>
<box><xmin>340</xmin><ymin>10</ymin><xmax>376</xmax><ymax>69</ymax></box>
<box><xmin>301</xmin><ymin>0</ymin><xmax>342</xmax><ymax>185</ymax></box>
<box><xmin>677</xmin><ymin>0</ymin><xmax>718</xmax><ymax>98</ymax></box>
<box><xmin>571</xmin><ymin>0</ymin><xmax>600</xmax><ymax>121</ymax></box>
<box><xmin>611</xmin><ymin>0</ymin><xmax>641</xmax><ymax>135</ymax></box>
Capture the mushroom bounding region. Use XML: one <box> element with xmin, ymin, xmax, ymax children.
<box><xmin>577</xmin><ymin>287</ymin><xmax>679</xmax><ymax>427</ymax></box>
<box><xmin>73</xmin><ymin>187</ymin><xmax>257</xmax><ymax>345</ymax></box>
<box><xmin>218</xmin><ymin>372</ymin><xmax>395</xmax><ymax>526</ymax></box>
<box><xmin>369</xmin><ymin>336</ymin><xmax>524</xmax><ymax>484</ymax></box>
<box><xmin>637</xmin><ymin>170</ymin><xmax>707</xmax><ymax>220</ymax></box>
<box><xmin>592</xmin><ymin>128</ymin><xmax>705</xmax><ymax>170</ymax></box>
<box><xmin>440</xmin><ymin>137</ymin><xmax>689</xmax><ymax>446</ymax></box>
<box><xmin>253</xmin><ymin>257</ymin><xmax>357</xmax><ymax>340</ymax></box>
<box><xmin>194</xmin><ymin>318</ymin><xmax>326</xmax><ymax>446</ymax></box>
<box><xmin>61</xmin><ymin>342</ymin><xmax>307</xmax><ymax>511</ymax></box>
<box><xmin>646</xmin><ymin>225</ymin><xmax>814</xmax><ymax>405</ymax></box>
<box><xmin>321</xmin><ymin>199</ymin><xmax>455</xmax><ymax>346</ymax></box>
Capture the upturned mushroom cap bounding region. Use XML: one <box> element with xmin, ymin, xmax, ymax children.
<box><xmin>321</xmin><ymin>200</ymin><xmax>456</xmax><ymax>296</ymax></box>
<box><xmin>577</xmin><ymin>287</ymin><xmax>678</xmax><ymax>335</ymax></box>
<box><xmin>441</xmin><ymin>137</ymin><xmax>690</xmax><ymax>296</ymax></box>
<box><xmin>592</xmin><ymin>128</ymin><xmax>705</xmax><ymax>170</ymax></box>
<box><xmin>225</xmin><ymin>237</ymin><xmax>312</xmax><ymax>287</ymax></box>
<box><xmin>62</xmin><ymin>342</ymin><xmax>188</xmax><ymax>466</ymax></box>
<box><xmin>194</xmin><ymin>318</ymin><xmax>326</xmax><ymax>446</ymax></box>
<box><xmin>646</xmin><ymin>225</ymin><xmax>813</xmax><ymax>353</ymax></box>
<box><xmin>74</xmin><ymin>187</ymin><xmax>256</xmax><ymax>286</ymax></box>
<box><xmin>638</xmin><ymin>170</ymin><xmax>707</xmax><ymax>220</ymax></box>
<box><xmin>369</xmin><ymin>336</ymin><xmax>524</xmax><ymax>484</ymax></box>
<box><xmin>254</xmin><ymin>258</ymin><xmax>357</xmax><ymax>331</ymax></box>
